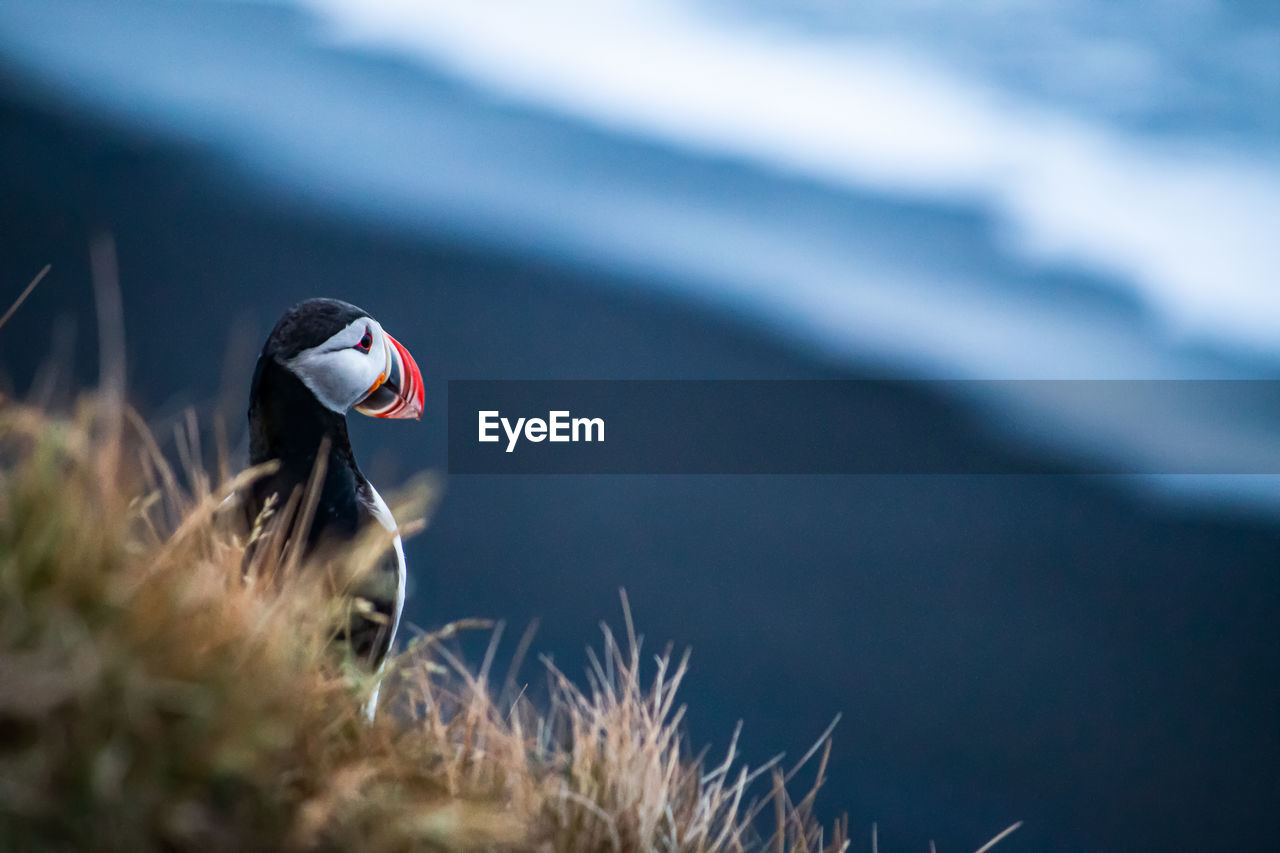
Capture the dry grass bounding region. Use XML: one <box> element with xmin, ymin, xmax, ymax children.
<box><xmin>0</xmin><ymin>393</ymin><xmax>853</xmax><ymax>852</ymax></box>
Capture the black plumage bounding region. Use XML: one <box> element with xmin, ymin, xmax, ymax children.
<box><xmin>243</xmin><ymin>299</ymin><xmax>405</xmax><ymax>668</ymax></box>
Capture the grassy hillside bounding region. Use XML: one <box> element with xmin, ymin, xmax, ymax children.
<box><xmin>0</xmin><ymin>394</ymin><xmax>849</xmax><ymax>852</ymax></box>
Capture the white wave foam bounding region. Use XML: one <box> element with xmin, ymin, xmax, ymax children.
<box><xmin>300</xmin><ymin>0</ymin><xmax>1280</xmax><ymax>355</ymax></box>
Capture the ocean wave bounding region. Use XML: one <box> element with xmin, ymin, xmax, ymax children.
<box><xmin>300</xmin><ymin>0</ymin><xmax>1280</xmax><ymax>357</ymax></box>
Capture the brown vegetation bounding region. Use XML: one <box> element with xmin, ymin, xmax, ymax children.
<box><xmin>0</xmin><ymin>395</ymin><xmax>849</xmax><ymax>852</ymax></box>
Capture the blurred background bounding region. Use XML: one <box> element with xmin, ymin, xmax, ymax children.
<box><xmin>2</xmin><ymin>0</ymin><xmax>1279</xmax><ymax>849</ymax></box>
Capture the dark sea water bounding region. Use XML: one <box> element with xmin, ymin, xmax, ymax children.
<box><xmin>2</xmin><ymin>1</ymin><xmax>1279</xmax><ymax>850</ymax></box>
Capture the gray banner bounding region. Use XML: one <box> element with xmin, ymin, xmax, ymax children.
<box><xmin>447</xmin><ymin>380</ymin><xmax>1280</xmax><ymax>475</ymax></box>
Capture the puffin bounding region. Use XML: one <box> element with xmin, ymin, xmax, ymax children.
<box><xmin>243</xmin><ymin>298</ymin><xmax>424</xmax><ymax>709</ymax></box>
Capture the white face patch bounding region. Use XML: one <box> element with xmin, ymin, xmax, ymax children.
<box><xmin>285</xmin><ymin>317</ymin><xmax>390</xmax><ymax>413</ymax></box>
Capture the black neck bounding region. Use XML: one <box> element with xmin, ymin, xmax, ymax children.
<box><xmin>247</xmin><ymin>356</ymin><xmax>364</xmax><ymax>543</ymax></box>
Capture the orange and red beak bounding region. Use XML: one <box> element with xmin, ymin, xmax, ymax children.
<box><xmin>354</xmin><ymin>332</ymin><xmax>424</xmax><ymax>420</ymax></box>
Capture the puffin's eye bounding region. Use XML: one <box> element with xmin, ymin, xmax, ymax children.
<box><xmin>355</xmin><ymin>327</ymin><xmax>373</xmax><ymax>353</ymax></box>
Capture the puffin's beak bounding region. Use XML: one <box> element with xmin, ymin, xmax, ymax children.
<box><xmin>354</xmin><ymin>332</ymin><xmax>424</xmax><ymax>420</ymax></box>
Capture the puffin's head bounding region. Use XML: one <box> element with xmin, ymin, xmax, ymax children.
<box><xmin>263</xmin><ymin>298</ymin><xmax>424</xmax><ymax>419</ymax></box>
